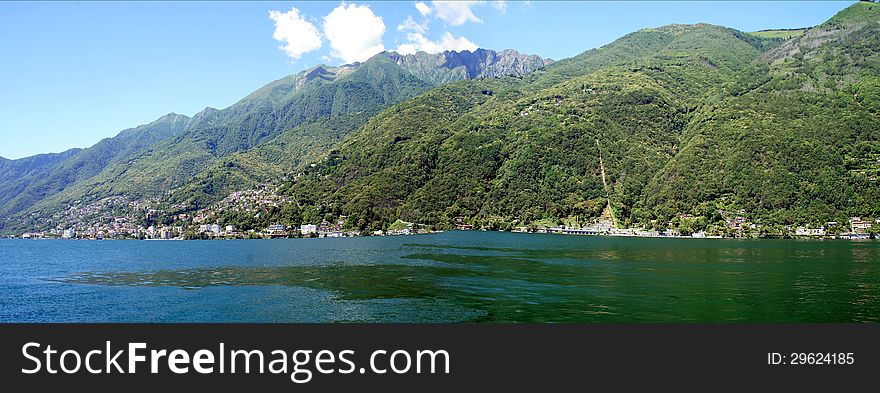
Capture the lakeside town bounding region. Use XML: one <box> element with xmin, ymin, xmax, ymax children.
<box><xmin>7</xmin><ymin>200</ymin><xmax>879</xmax><ymax>241</ymax></box>
<box><xmin>4</xmin><ymin>176</ymin><xmax>879</xmax><ymax>241</ymax></box>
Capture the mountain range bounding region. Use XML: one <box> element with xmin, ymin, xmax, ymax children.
<box><xmin>1</xmin><ymin>2</ymin><xmax>878</xmax><ymax>236</ymax></box>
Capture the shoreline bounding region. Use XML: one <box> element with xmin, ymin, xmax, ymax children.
<box><xmin>3</xmin><ymin>229</ymin><xmax>876</xmax><ymax>241</ymax></box>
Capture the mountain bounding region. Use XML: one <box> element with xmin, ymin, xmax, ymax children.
<box><xmin>0</xmin><ymin>149</ymin><xmax>82</xmax><ymax>201</ymax></box>
<box><xmin>0</xmin><ymin>113</ymin><xmax>189</xmax><ymax>218</ymax></box>
<box><xmin>272</xmin><ymin>23</ymin><xmax>779</xmax><ymax>231</ymax></box>
<box><xmin>0</xmin><ymin>48</ymin><xmax>548</xmax><ymax>232</ymax></box>
<box><xmin>381</xmin><ymin>48</ymin><xmax>552</xmax><ymax>84</ymax></box>
<box><xmin>257</xmin><ymin>3</ymin><xmax>878</xmax><ymax>234</ymax></box>
<box><xmin>639</xmin><ymin>1</ymin><xmax>880</xmax><ymax>230</ymax></box>
<box><xmin>5</xmin><ymin>3</ymin><xmax>876</xmax><ymax>237</ymax></box>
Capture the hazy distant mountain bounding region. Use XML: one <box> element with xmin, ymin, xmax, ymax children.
<box><xmin>0</xmin><ymin>112</ymin><xmax>188</xmax><ymax>218</ymax></box>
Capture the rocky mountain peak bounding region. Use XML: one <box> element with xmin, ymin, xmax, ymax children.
<box><xmin>380</xmin><ymin>48</ymin><xmax>552</xmax><ymax>84</ymax></box>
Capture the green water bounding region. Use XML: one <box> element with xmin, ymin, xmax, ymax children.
<box><xmin>2</xmin><ymin>231</ymin><xmax>878</xmax><ymax>322</ymax></box>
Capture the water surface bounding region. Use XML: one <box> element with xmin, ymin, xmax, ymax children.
<box><xmin>1</xmin><ymin>231</ymin><xmax>877</xmax><ymax>322</ymax></box>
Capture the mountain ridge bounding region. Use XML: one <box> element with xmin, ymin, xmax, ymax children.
<box><xmin>3</xmin><ymin>3</ymin><xmax>877</xmax><ymax>237</ymax></box>
<box><xmin>0</xmin><ymin>47</ymin><xmax>552</xmax><ymax>232</ymax></box>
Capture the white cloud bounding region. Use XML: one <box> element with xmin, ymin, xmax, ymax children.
<box><xmin>492</xmin><ymin>1</ymin><xmax>507</xmax><ymax>14</ymax></box>
<box><xmin>415</xmin><ymin>2</ymin><xmax>432</xmax><ymax>16</ymax></box>
<box><xmin>431</xmin><ymin>1</ymin><xmax>483</xmax><ymax>26</ymax></box>
<box><xmin>397</xmin><ymin>15</ymin><xmax>428</xmax><ymax>34</ymax></box>
<box><xmin>397</xmin><ymin>31</ymin><xmax>478</xmax><ymax>55</ymax></box>
<box><xmin>269</xmin><ymin>7</ymin><xmax>323</xmax><ymax>60</ymax></box>
<box><xmin>323</xmin><ymin>3</ymin><xmax>386</xmax><ymax>63</ymax></box>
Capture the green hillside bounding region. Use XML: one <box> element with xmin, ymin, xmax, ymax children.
<box><xmin>640</xmin><ymin>1</ymin><xmax>880</xmax><ymax>231</ymax></box>
<box><xmin>0</xmin><ymin>49</ymin><xmax>548</xmax><ymax>233</ymax></box>
<box><xmin>1</xmin><ymin>56</ymin><xmax>434</xmax><ymax>231</ymax></box>
<box><xmin>3</xmin><ymin>3</ymin><xmax>877</xmax><ymax>237</ymax></box>
<box><xmin>244</xmin><ymin>4</ymin><xmax>878</xmax><ymax>235</ymax></box>
<box><xmin>0</xmin><ymin>113</ymin><xmax>188</xmax><ymax>218</ymax></box>
<box><xmin>749</xmin><ymin>28</ymin><xmax>808</xmax><ymax>40</ymax></box>
<box><xmin>273</xmin><ymin>23</ymin><xmax>778</xmax><ymax>231</ymax></box>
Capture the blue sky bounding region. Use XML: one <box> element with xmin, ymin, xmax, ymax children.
<box><xmin>0</xmin><ymin>1</ymin><xmax>854</xmax><ymax>159</ymax></box>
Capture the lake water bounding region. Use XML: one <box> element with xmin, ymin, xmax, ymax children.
<box><xmin>1</xmin><ymin>231</ymin><xmax>878</xmax><ymax>322</ymax></box>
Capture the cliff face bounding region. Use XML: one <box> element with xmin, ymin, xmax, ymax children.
<box><xmin>382</xmin><ymin>48</ymin><xmax>552</xmax><ymax>84</ymax></box>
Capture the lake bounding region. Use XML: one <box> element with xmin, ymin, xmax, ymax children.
<box><xmin>0</xmin><ymin>231</ymin><xmax>878</xmax><ymax>322</ymax></box>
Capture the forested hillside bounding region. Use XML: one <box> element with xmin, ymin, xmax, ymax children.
<box><xmin>0</xmin><ymin>49</ymin><xmax>547</xmax><ymax>233</ymax></box>
<box><xmin>3</xmin><ymin>2</ymin><xmax>877</xmax><ymax>238</ymax></box>
<box><xmin>264</xmin><ymin>3</ymin><xmax>879</xmax><ymax>234</ymax></box>
<box><xmin>640</xmin><ymin>1</ymin><xmax>880</xmax><ymax>231</ymax></box>
<box><xmin>273</xmin><ymin>23</ymin><xmax>782</xmax><ymax>231</ymax></box>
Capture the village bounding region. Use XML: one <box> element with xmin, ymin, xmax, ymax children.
<box><xmin>11</xmin><ymin>183</ymin><xmax>429</xmax><ymax>240</ymax></box>
<box><xmin>8</xmin><ymin>181</ymin><xmax>879</xmax><ymax>241</ymax></box>
<box><xmin>523</xmin><ymin>215</ymin><xmax>880</xmax><ymax>240</ymax></box>
<box><xmin>11</xmin><ymin>211</ymin><xmax>879</xmax><ymax>241</ymax></box>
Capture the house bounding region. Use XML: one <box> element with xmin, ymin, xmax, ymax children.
<box><xmin>318</xmin><ymin>221</ymin><xmax>331</xmax><ymax>232</ymax></box>
<box><xmin>663</xmin><ymin>229</ymin><xmax>680</xmax><ymax>237</ymax></box>
<box><xmin>267</xmin><ymin>224</ymin><xmax>287</xmax><ymax>236</ymax></box>
<box><xmin>850</xmin><ymin>217</ymin><xmax>873</xmax><ymax>233</ymax></box>
<box><xmin>388</xmin><ymin>228</ymin><xmax>411</xmax><ymax>236</ymax></box>
<box><xmin>62</xmin><ymin>228</ymin><xmax>76</xmax><ymax>239</ymax></box>
<box><xmin>795</xmin><ymin>227</ymin><xmax>826</xmax><ymax>237</ymax></box>
<box><xmin>300</xmin><ymin>224</ymin><xmax>317</xmax><ymax>234</ymax></box>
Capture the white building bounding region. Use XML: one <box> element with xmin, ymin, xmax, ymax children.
<box><xmin>300</xmin><ymin>224</ymin><xmax>317</xmax><ymax>234</ymax></box>
<box><xmin>795</xmin><ymin>227</ymin><xmax>826</xmax><ymax>237</ymax></box>
<box><xmin>62</xmin><ymin>228</ymin><xmax>76</xmax><ymax>239</ymax></box>
<box><xmin>850</xmin><ymin>217</ymin><xmax>873</xmax><ymax>233</ymax></box>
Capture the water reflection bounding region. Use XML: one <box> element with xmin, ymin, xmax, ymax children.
<box><xmin>52</xmin><ymin>235</ymin><xmax>880</xmax><ymax>322</ymax></box>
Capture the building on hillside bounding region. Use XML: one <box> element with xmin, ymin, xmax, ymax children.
<box><xmin>850</xmin><ymin>217</ymin><xmax>873</xmax><ymax>233</ymax></box>
<box><xmin>267</xmin><ymin>225</ymin><xmax>287</xmax><ymax>236</ymax></box>
<box><xmin>795</xmin><ymin>227</ymin><xmax>826</xmax><ymax>237</ymax></box>
<box><xmin>62</xmin><ymin>228</ymin><xmax>76</xmax><ymax>239</ymax></box>
<box><xmin>318</xmin><ymin>221</ymin><xmax>331</xmax><ymax>232</ymax></box>
<box><xmin>300</xmin><ymin>224</ymin><xmax>317</xmax><ymax>234</ymax></box>
<box><xmin>662</xmin><ymin>229</ymin><xmax>680</xmax><ymax>237</ymax></box>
